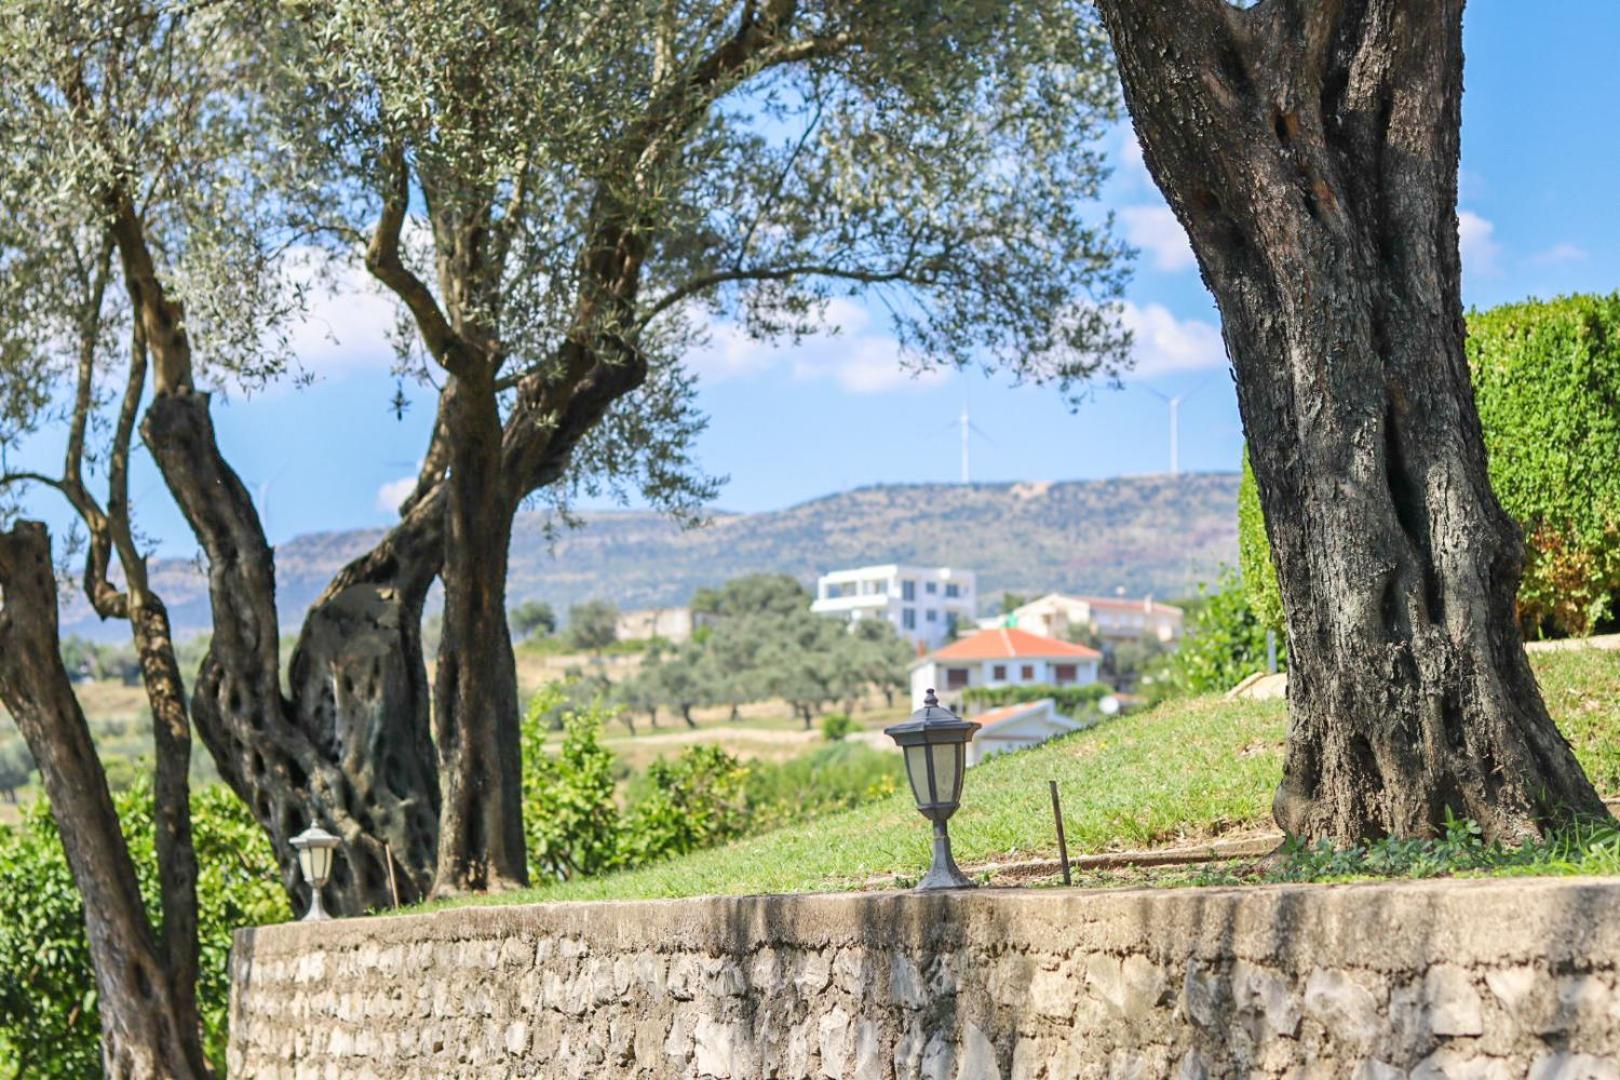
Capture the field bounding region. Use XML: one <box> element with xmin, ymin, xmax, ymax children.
<box><xmin>432</xmin><ymin>646</ymin><xmax>1620</xmax><ymax>907</ymax></box>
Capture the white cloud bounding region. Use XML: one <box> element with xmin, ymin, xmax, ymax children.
<box><xmin>1458</xmin><ymin>210</ymin><xmax>1501</xmax><ymax>276</ymax></box>
<box><xmin>375</xmin><ymin>474</ymin><xmax>417</xmax><ymax>514</ymax></box>
<box><xmin>1119</xmin><ymin>301</ymin><xmax>1227</xmax><ymax>378</ymax></box>
<box><xmin>1529</xmin><ymin>242</ymin><xmax>1588</xmax><ymax>266</ymax></box>
<box><xmin>685</xmin><ymin>298</ymin><xmax>946</xmax><ymax>395</ymax></box>
<box><xmin>286</xmin><ymin>257</ymin><xmax>400</xmax><ymax>376</ymax></box>
<box><xmin>1121</xmin><ymin>204</ymin><xmax>1196</xmax><ymax>272</ymax></box>
<box><xmin>1117</xmin><ymin>126</ymin><xmax>1155</xmax><ymax>191</ymax></box>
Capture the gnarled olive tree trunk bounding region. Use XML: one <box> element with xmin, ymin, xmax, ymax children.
<box><xmin>1098</xmin><ymin>0</ymin><xmax>1607</xmax><ymax>842</ymax></box>
<box><xmin>0</xmin><ymin>523</ymin><xmax>211</xmax><ymax>1079</ymax></box>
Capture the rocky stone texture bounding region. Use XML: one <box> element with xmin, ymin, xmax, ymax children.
<box><xmin>229</xmin><ymin>877</ymin><xmax>1620</xmax><ymax>1078</ymax></box>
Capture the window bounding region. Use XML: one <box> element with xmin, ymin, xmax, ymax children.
<box><xmin>945</xmin><ymin>583</ymin><xmax>959</xmax><ymax>598</ymax></box>
<box><xmin>992</xmin><ymin>665</ymin><xmax>1007</xmax><ymax>681</ymax></box>
<box><xmin>902</xmin><ymin>608</ymin><xmax>916</xmax><ymax>630</ymax></box>
<box><xmin>926</xmin><ymin>609</ymin><xmax>938</xmax><ymax>622</ymax></box>
<box><xmin>946</xmin><ymin>667</ymin><xmax>970</xmax><ymax>689</ymax></box>
<box><xmin>1054</xmin><ymin>664</ymin><xmax>1077</xmax><ymax>684</ymax></box>
<box><xmin>945</xmin><ymin>613</ymin><xmax>958</xmax><ymax>634</ymax></box>
<box><xmin>901</xmin><ymin>580</ymin><xmax>916</xmax><ymax>602</ymax></box>
<box><xmin>1020</xmin><ymin>665</ymin><xmax>1035</xmax><ymax>680</ymax></box>
<box><xmin>925</xmin><ymin>582</ymin><xmax>938</xmax><ymax>594</ymax></box>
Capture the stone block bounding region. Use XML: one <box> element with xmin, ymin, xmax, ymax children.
<box><xmin>1304</xmin><ymin>968</ymin><xmax>1381</xmax><ymax>1050</ymax></box>
<box><xmin>1424</xmin><ymin>965</ymin><xmax>1485</xmax><ymax>1037</ymax></box>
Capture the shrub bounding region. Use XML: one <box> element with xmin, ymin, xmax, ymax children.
<box><xmin>0</xmin><ymin>781</ymin><xmax>285</xmax><ymax>1076</ymax></box>
<box><xmin>819</xmin><ymin>713</ymin><xmax>856</xmax><ymax>741</ymax></box>
<box><xmin>1162</xmin><ymin>568</ymin><xmax>1276</xmax><ymax>695</ymax></box>
<box><xmin>1468</xmin><ymin>293</ymin><xmax>1620</xmax><ymax>637</ymax></box>
<box><xmin>521</xmin><ymin>689</ymin><xmax>624</xmax><ymax>881</ymax></box>
<box><xmin>743</xmin><ymin>742</ymin><xmax>901</xmax><ymax>833</ymax></box>
<box><xmin>619</xmin><ymin>747</ymin><xmax>752</xmax><ymax>865</ymax></box>
<box><xmin>1238</xmin><ymin>448</ymin><xmax>1285</xmax><ymax>635</ymax></box>
<box><xmin>961</xmin><ymin>681</ymin><xmax>1109</xmax><ymax>714</ymax></box>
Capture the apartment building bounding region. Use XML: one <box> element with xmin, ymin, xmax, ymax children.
<box><xmin>809</xmin><ymin>564</ymin><xmax>977</xmax><ymax>649</ymax></box>
<box><xmin>979</xmin><ymin>592</ymin><xmax>1184</xmax><ymax>649</ymax></box>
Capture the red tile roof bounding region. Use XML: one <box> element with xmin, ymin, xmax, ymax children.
<box><xmin>927</xmin><ymin>627</ymin><xmax>1101</xmax><ymax>662</ymax></box>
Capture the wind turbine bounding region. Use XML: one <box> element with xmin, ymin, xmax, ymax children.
<box><xmin>940</xmin><ymin>402</ymin><xmax>996</xmax><ymax>484</ymax></box>
<box><xmin>1141</xmin><ymin>376</ymin><xmax>1212</xmax><ymax>479</ymax></box>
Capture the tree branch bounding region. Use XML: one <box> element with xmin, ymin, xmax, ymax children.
<box><xmin>364</xmin><ymin>145</ymin><xmax>474</xmax><ymax>378</ymax></box>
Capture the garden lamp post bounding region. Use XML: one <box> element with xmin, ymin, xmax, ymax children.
<box><xmin>290</xmin><ymin>824</ymin><xmax>341</xmax><ymax>922</ymax></box>
<box><xmin>885</xmin><ymin>688</ymin><xmax>981</xmax><ymax>890</ymax></box>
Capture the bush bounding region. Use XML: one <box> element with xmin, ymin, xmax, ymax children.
<box><xmin>0</xmin><ymin>781</ymin><xmax>286</xmax><ymax>1076</ymax></box>
<box><xmin>961</xmin><ymin>681</ymin><xmax>1110</xmax><ymax>714</ymax></box>
<box><xmin>819</xmin><ymin>713</ymin><xmax>856</xmax><ymax>741</ymax></box>
<box><xmin>619</xmin><ymin>746</ymin><xmax>752</xmax><ymax>865</ymax></box>
<box><xmin>1162</xmin><ymin>568</ymin><xmax>1277</xmax><ymax>695</ymax></box>
<box><xmin>1468</xmin><ymin>293</ymin><xmax>1620</xmax><ymax>637</ymax></box>
<box><xmin>743</xmin><ymin>742</ymin><xmax>900</xmax><ymax>833</ymax></box>
<box><xmin>521</xmin><ymin>689</ymin><xmax>624</xmax><ymax>881</ymax></box>
<box><xmin>1238</xmin><ymin>448</ymin><xmax>1285</xmax><ymax>635</ymax></box>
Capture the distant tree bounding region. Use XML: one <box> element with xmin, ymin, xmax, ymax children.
<box><xmin>847</xmin><ymin>618</ymin><xmax>913</xmax><ymax>709</ymax></box>
<box><xmin>702</xmin><ymin>574</ymin><xmax>813</xmax><ymax>619</ymax></box>
<box><xmin>651</xmin><ymin>644</ymin><xmax>711</xmax><ymax>729</ymax></box>
<box><xmin>1000</xmin><ymin>592</ymin><xmax>1029</xmax><ymax>615</ymax></box>
<box><xmin>510</xmin><ymin>601</ymin><xmax>558</xmax><ymax>641</ymax></box>
<box><xmin>568</xmin><ymin>601</ymin><xmax>620</xmax><ymax>653</ymax></box>
<box><xmin>0</xmin><ymin>742</ymin><xmax>32</xmax><ymax>803</ymax></box>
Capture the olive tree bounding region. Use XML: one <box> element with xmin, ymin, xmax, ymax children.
<box><xmin>274</xmin><ymin>0</ymin><xmax>1133</xmax><ymax>893</ymax></box>
<box><xmin>1096</xmin><ymin>0</ymin><xmax>1607</xmax><ymax>843</ymax></box>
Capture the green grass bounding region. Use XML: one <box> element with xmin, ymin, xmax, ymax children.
<box><xmin>426</xmin><ymin>648</ymin><xmax>1620</xmax><ymax>909</ymax></box>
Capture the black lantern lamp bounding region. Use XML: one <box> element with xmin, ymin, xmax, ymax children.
<box><xmin>290</xmin><ymin>825</ymin><xmax>341</xmax><ymax>921</ymax></box>
<box><xmin>885</xmin><ymin>688</ymin><xmax>981</xmax><ymax>890</ymax></box>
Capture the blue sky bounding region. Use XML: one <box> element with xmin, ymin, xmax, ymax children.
<box><xmin>11</xmin><ymin>3</ymin><xmax>1620</xmax><ymax>558</ymax></box>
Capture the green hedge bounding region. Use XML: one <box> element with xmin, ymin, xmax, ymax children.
<box><xmin>1468</xmin><ymin>293</ymin><xmax>1620</xmax><ymax>637</ymax></box>
<box><xmin>961</xmin><ymin>681</ymin><xmax>1109</xmax><ymax>714</ymax></box>
<box><xmin>1238</xmin><ymin>448</ymin><xmax>1285</xmax><ymax>635</ymax></box>
<box><xmin>1239</xmin><ymin>293</ymin><xmax>1620</xmax><ymax>641</ymax></box>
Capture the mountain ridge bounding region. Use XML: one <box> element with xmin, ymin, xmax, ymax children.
<box><xmin>63</xmin><ymin>473</ymin><xmax>1240</xmax><ymax>641</ymax></box>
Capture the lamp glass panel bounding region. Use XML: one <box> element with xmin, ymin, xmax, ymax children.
<box><xmin>297</xmin><ymin>845</ymin><xmax>316</xmax><ymax>883</ymax></box>
<box><xmin>928</xmin><ymin>742</ymin><xmax>960</xmax><ymax>807</ymax></box>
<box><xmin>904</xmin><ymin>744</ymin><xmax>932</xmax><ymax>806</ymax></box>
<box><xmin>309</xmin><ymin>844</ymin><xmax>333</xmax><ymax>885</ymax></box>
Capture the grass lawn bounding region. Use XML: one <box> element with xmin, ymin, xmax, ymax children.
<box><xmin>431</xmin><ymin>647</ymin><xmax>1620</xmax><ymax>910</ymax></box>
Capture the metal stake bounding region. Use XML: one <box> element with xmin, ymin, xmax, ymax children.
<box><xmin>1049</xmin><ymin>780</ymin><xmax>1072</xmax><ymax>886</ymax></box>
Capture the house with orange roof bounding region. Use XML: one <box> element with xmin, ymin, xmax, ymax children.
<box><xmin>978</xmin><ymin>592</ymin><xmax>1184</xmax><ymax>649</ymax></box>
<box><xmin>966</xmin><ymin>699</ymin><xmax>1092</xmax><ymax>766</ymax></box>
<box><xmin>908</xmin><ymin>626</ymin><xmax>1101</xmax><ymax>710</ymax></box>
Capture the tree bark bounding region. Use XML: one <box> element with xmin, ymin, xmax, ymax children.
<box><xmin>431</xmin><ymin>375</ymin><xmax>527</xmax><ymax>894</ymax></box>
<box><xmin>1097</xmin><ymin>0</ymin><xmax>1608</xmax><ymax>843</ymax></box>
<box><xmin>0</xmin><ymin>523</ymin><xmax>210</xmax><ymax>1079</ymax></box>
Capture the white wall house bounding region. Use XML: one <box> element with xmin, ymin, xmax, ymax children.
<box><xmin>614</xmin><ymin>607</ymin><xmax>710</xmax><ymax>644</ymax></box>
<box><xmin>810</xmin><ymin>564</ymin><xmax>976</xmax><ymax>650</ymax></box>
<box><xmin>978</xmin><ymin>592</ymin><xmax>1185</xmax><ymax>649</ymax></box>
<box><xmin>909</xmin><ymin>627</ymin><xmax>1101</xmax><ymax>709</ymax></box>
<box><xmin>966</xmin><ymin>698</ymin><xmax>1090</xmax><ymax>766</ymax></box>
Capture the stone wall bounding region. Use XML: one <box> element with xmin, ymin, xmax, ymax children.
<box><xmin>229</xmin><ymin>876</ymin><xmax>1620</xmax><ymax>1078</ymax></box>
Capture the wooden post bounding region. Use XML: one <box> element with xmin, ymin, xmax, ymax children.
<box><xmin>1048</xmin><ymin>780</ymin><xmax>1072</xmax><ymax>886</ymax></box>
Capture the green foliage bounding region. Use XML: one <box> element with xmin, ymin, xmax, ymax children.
<box><xmin>819</xmin><ymin>713</ymin><xmax>856</xmax><ymax>741</ymax></box>
<box><xmin>509</xmin><ymin>600</ymin><xmax>558</xmax><ymax>640</ymax></box>
<box><xmin>742</xmin><ymin>742</ymin><xmax>901</xmax><ymax>835</ymax></box>
<box><xmin>0</xmin><ymin>741</ymin><xmax>32</xmax><ymax>802</ymax></box>
<box><xmin>521</xmin><ymin>689</ymin><xmax>624</xmax><ymax>881</ymax></box>
<box><xmin>691</xmin><ymin>574</ymin><xmax>810</xmax><ymax>618</ymax></box>
<box><xmin>961</xmin><ymin>681</ymin><xmax>1109</xmax><ymax>714</ymax></box>
<box><xmin>619</xmin><ymin>747</ymin><xmax>753</xmax><ymax>867</ymax></box>
<box><xmin>0</xmin><ymin>782</ymin><xmax>286</xmax><ymax>1076</ymax></box>
<box><xmin>1468</xmin><ymin>293</ymin><xmax>1620</xmax><ymax>637</ymax></box>
<box><xmin>1237</xmin><ymin>449</ymin><xmax>1285</xmax><ymax>635</ymax></box>
<box><xmin>1161</xmin><ymin>569</ymin><xmax>1277</xmax><ymax>695</ymax></box>
<box><xmin>567</xmin><ymin>600</ymin><xmax>620</xmax><ymax>652</ymax></box>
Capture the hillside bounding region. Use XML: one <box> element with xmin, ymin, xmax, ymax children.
<box><xmin>63</xmin><ymin>473</ymin><xmax>1240</xmax><ymax>640</ymax></box>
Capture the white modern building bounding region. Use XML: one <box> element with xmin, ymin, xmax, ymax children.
<box><xmin>966</xmin><ymin>698</ymin><xmax>1091</xmax><ymax>766</ymax></box>
<box><xmin>909</xmin><ymin>627</ymin><xmax>1101</xmax><ymax>709</ymax></box>
<box><xmin>810</xmin><ymin>564</ymin><xmax>977</xmax><ymax>650</ymax></box>
<box><xmin>979</xmin><ymin>592</ymin><xmax>1185</xmax><ymax>649</ymax></box>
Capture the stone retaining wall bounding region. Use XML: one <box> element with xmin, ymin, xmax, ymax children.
<box><xmin>228</xmin><ymin>877</ymin><xmax>1620</xmax><ymax>1078</ymax></box>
